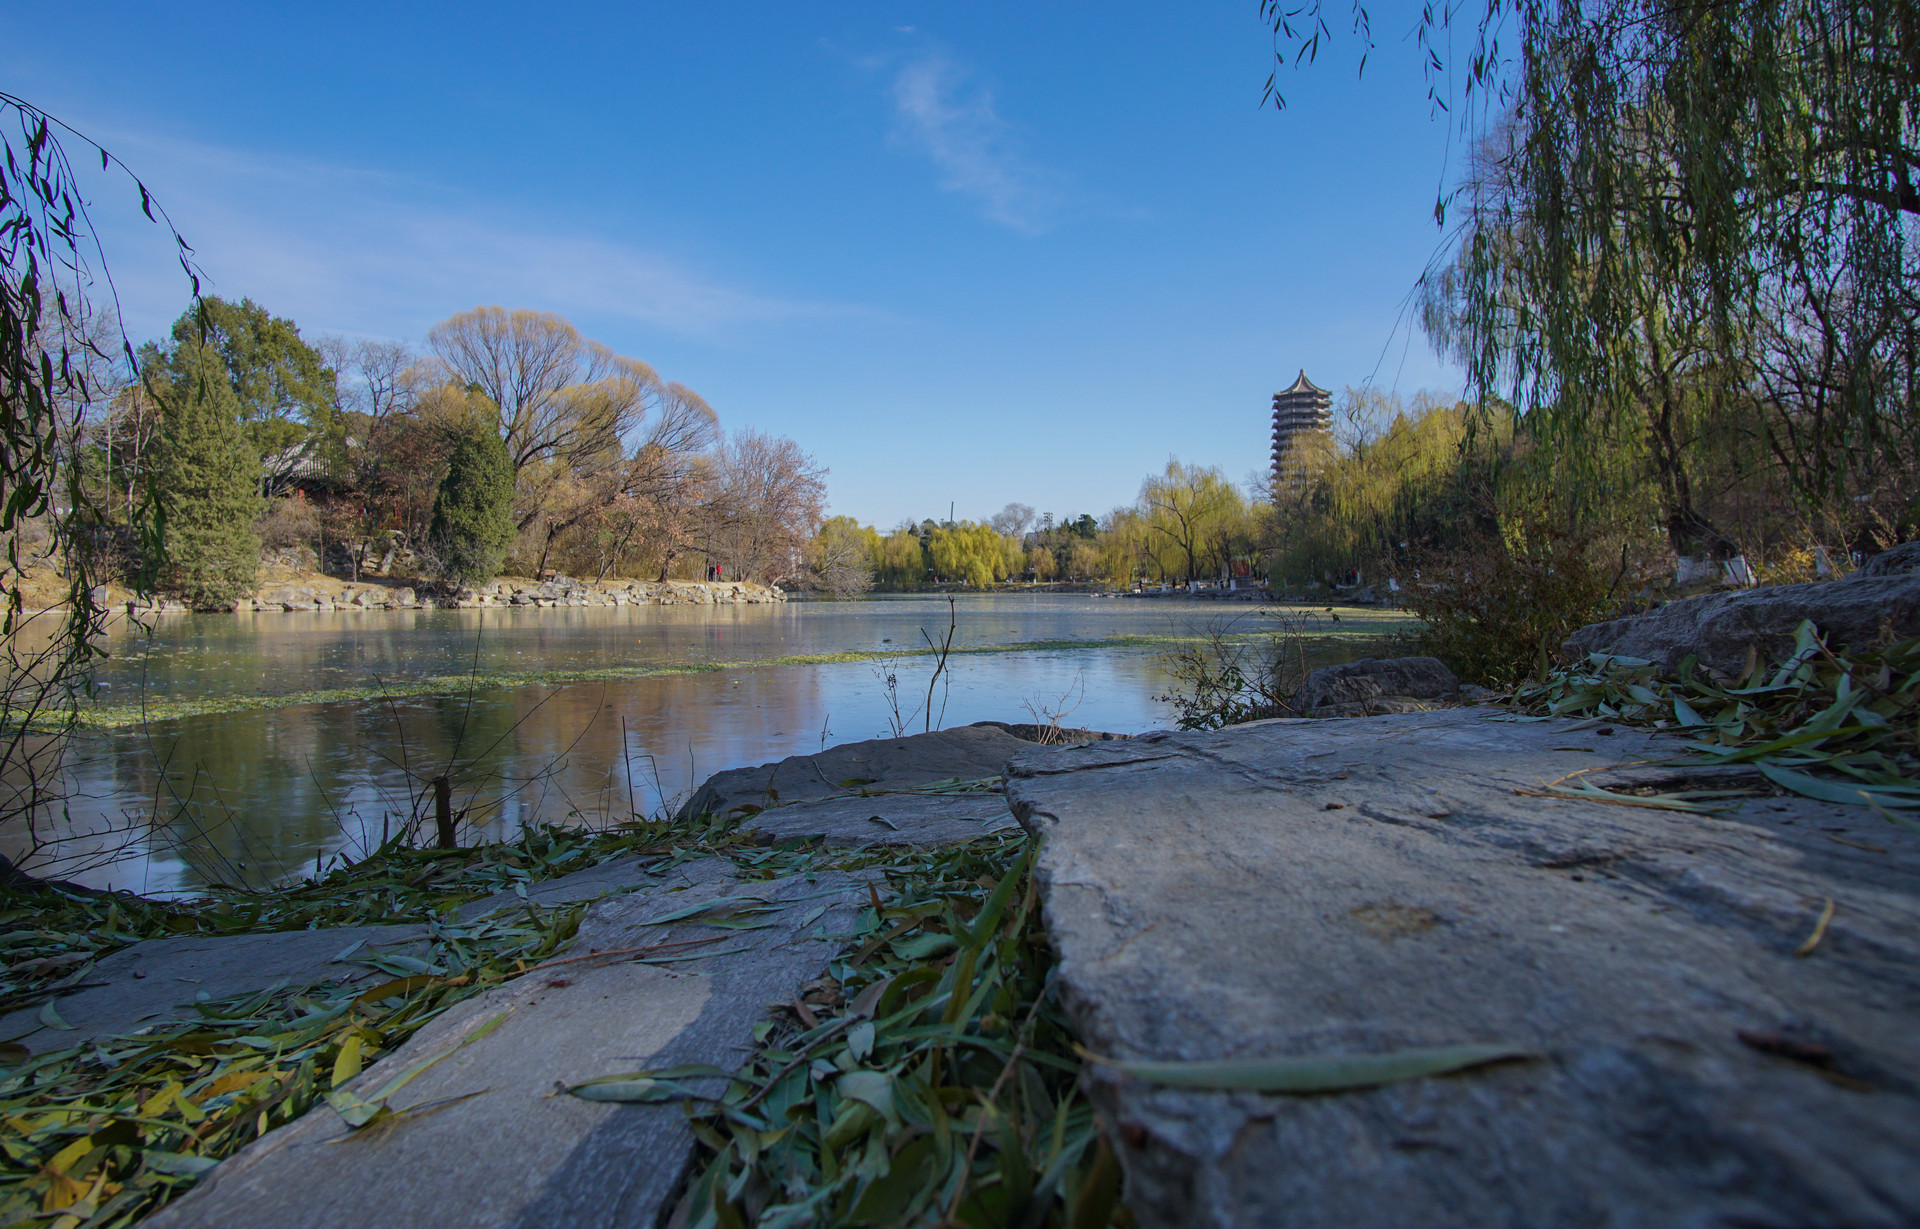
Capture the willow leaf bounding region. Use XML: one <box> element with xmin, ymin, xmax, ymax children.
<box><xmin>564</xmin><ymin>1077</ymin><xmax>698</xmax><ymax>1104</ymax></box>
<box><xmin>1756</xmin><ymin>761</ymin><xmax>1920</xmax><ymax>808</ymax></box>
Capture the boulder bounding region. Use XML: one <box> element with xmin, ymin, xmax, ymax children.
<box><xmin>261</xmin><ymin>585</ymin><xmax>316</xmax><ymax>611</ymax></box>
<box><xmin>676</xmin><ymin>724</ymin><xmax>1036</xmax><ymax>822</ymax></box>
<box><xmin>1856</xmin><ymin>541</ymin><xmax>1920</xmax><ymax>577</ymax></box>
<box><xmin>1293</xmin><ymin>656</ymin><xmax>1458</xmax><ymax>717</ymax></box>
<box><xmin>1564</xmin><ymin>542</ymin><xmax>1920</xmax><ymax>675</ymax></box>
<box><xmin>1005</xmin><ymin>709</ymin><xmax>1920</xmax><ymax>1229</ymax></box>
<box><xmin>392</xmin><ymin>586</ymin><xmax>417</xmax><ymax>607</ymax></box>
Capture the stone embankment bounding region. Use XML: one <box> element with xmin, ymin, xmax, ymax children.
<box><xmin>116</xmin><ymin>575</ymin><xmax>786</xmax><ymax>615</ymax></box>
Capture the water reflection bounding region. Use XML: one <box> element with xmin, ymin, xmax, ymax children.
<box><xmin>54</xmin><ymin>596</ymin><xmax>1245</xmax><ymax>894</ymax></box>
<box><xmin>88</xmin><ymin>594</ymin><xmax>1231</xmax><ymax>701</ymax></box>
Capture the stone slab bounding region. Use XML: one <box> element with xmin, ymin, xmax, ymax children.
<box><xmin>743</xmin><ymin>791</ymin><xmax>1020</xmax><ymax>846</ymax></box>
<box><xmin>0</xmin><ymin>925</ymin><xmax>431</xmax><ymax>1052</ymax></box>
<box><xmin>144</xmin><ymin>857</ymin><xmax>870</xmax><ymax>1229</ymax></box>
<box><xmin>454</xmin><ymin>853</ymin><xmax>657</xmax><ymax>920</ymax></box>
<box><xmin>676</xmin><ymin>724</ymin><xmax>1034</xmax><ymax>821</ymax></box>
<box><xmin>3</xmin><ymin>854</ymin><xmax>669</xmax><ymax>1052</ymax></box>
<box><xmin>1005</xmin><ymin>709</ymin><xmax>1920</xmax><ymax>1229</ymax></box>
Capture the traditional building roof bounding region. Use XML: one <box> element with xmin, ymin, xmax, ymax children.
<box><xmin>1278</xmin><ymin>369</ymin><xmax>1329</xmax><ymax>398</ymax></box>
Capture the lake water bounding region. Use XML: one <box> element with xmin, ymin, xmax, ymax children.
<box><xmin>30</xmin><ymin>594</ymin><xmax>1408</xmax><ymax>895</ymax></box>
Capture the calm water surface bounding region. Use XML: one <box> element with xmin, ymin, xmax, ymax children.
<box><xmin>42</xmin><ymin>595</ymin><xmax>1384</xmax><ymax>894</ymax></box>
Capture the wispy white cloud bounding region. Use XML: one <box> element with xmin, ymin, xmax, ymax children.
<box><xmin>74</xmin><ymin>127</ymin><xmax>857</xmax><ymax>346</ymax></box>
<box><xmin>888</xmin><ymin>56</ymin><xmax>1064</xmax><ymax>234</ymax></box>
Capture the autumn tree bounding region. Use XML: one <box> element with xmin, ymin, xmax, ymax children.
<box><xmin>925</xmin><ymin>522</ymin><xmax>1013</xmax><ymax>588</ymax></box>
<box><xmin>427</xmin><ymin>307</ymin><xmax>678</xmax><ymax>537</ymax></box>
<box><xmin>873</xmin><ymin>525</ymin><xmax>929</xmax><ymax>588</ymax></box>
<box><xmin>1138</xmin><ymin>459</ymin><xmax>1247</xmax><ymax>582</ymax></box>
<box><xmin>523</xmin><ymin>381</ymin><xmax>719</xmax><ymax>576</ymax></box>
<box><xmin>695</xmin><ymin>431</ymin><xmax>826</xmax><ymax>584</ymax></box>
<box><xmin>807</xmin><ymin>516</ymin><xmax>879</xmax><ymax>596</ymax></box>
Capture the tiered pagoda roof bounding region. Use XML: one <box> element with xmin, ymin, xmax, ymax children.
<box><xmin>1271</xmin><ymin>369</ymin><xmax>1332</xmax><ymax>495</ymax></box>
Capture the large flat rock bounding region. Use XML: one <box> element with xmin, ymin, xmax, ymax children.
<box><xmin>677</xmin><ymin>724</ymin><xmax>1034</xmax><ymax>821</ymax></box>
<box><xmin>145</xmin><ymin>857</ymin><xmax>870</xmax><ymax>1229</ymax></box>
<box><xmin>1005</xmin><ymin>709</ymin><xmax>1920</xmax><ymax>1228</ymax></box>
<box><xmin>1</xmin><ymin>855</ymin><xmax>669</xmax><ymax>1052</ymax></box>
<box><xmin>0</xmin><ymin>924</ymin><xmax>431</xmax><ymax>1052</ymax></box>
<box><xmin>742</xmin><ymin>791</ymin><xmax>1020</xmax><ymax>845</ymax></box>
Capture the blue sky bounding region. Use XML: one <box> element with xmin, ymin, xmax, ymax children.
<box><xmin>10</xmin><ymin>3</ymin><xmax>1462</xmax><ymax>527</ymax></box>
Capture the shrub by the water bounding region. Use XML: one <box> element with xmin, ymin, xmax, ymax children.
<box><xmin>152</xmin><ymin>343</ymin><xmax>264</xmax><ymax>609</ymax></box>
<box><xmin>428</xmin><ymin>425</ymin><xmax>515</xmax><ymax>586</ymax></box>
<box><xmin>1403</xmin><ymin>515</ymin><xmax>1629</xmax><ymax>687</ymax></box>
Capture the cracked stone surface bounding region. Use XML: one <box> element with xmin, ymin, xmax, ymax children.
<box><xmin>144</xmin><ymin>858</ymin><xmax>870</xmax><ymax>1229</ymax></box>
<box><xmin>675</xmin><ymin>724</ymin><xmax>1035</xmax><ymax>821</ymax></box>
<box><xmin>1005</xmin><ymin>708</ymin><xmax>1920</xmax><ymax>1229</ymax></box>
<box><xmin>742</xmin><ymin>791</ymin><xmax>1020</xmax><ymax>846</ymax></box>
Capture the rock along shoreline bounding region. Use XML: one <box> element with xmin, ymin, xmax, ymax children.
<box><xmin>103</xmin><ymin>574</ymin><xmax>789</xmax><ymax>615</ymax></box>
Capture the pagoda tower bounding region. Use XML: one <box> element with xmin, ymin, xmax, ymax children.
<box><xmin>1270</xmin><ymin>370</ymin><xmax>1332</xmax><ymax>497</ymax></box>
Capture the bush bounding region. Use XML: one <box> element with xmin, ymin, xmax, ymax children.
<box><xmin>427</xmin><ymin>426</ymin><xmax>515</xmax><ymax>586</ymax></box>
<box><xmin>256</xmin><ymin>496</ymin><xmax>320</xmax><ymax>552</ymax></box>
<box><xmin>1403</xmin><ymin>519</ymin><xmax>1628</xmax><ymax>687</ymax></box>
<box><xmin>1157</xmin><ymin>611</ymin><xmax>1374</xmax><ymax>729</ymax></box>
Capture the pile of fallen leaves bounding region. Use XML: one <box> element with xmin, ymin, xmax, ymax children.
<box><xmin>1513</xmin><ymin>620</ymin><xmax>1920</xmax><ymax>817</ymax></box>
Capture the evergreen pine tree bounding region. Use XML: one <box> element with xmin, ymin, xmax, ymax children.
<box><xmin>153</xmin><ymin>342</ymin><xmax>264</xmax><ymax>608</ymax></box>
<box><xmin>429</xmin><ymin>425</ymin><xmax>515</xmax><ymax>586</ymax></box>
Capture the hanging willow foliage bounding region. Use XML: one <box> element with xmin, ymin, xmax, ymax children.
<box><xmin>1267</xmin><ymin>0</ymin><xmax>1920</xmax><ymax>554</ymax></box>
<box><xmin>0</xmin><ymin>96</ymin><xmax>194</xmax><ymax>635</ymax></box>
<box><xmin>0</xmin><ymin>96</ymin><xmax>198</xmax><ymax>884</ymax></box>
